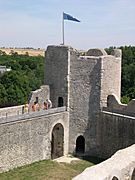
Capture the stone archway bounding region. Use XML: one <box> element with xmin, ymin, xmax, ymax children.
<box><xmin>76</xmin><ymin>135</ymin><xmax>85</xmax><ymax>155</ymax></box>
<box><xmin>131</xmin><ymin>168</ymin><xmax>135</xmax><ymax>180</ymax></box>
<box><xmin>51</xmin><ymin>123</ymin><xmax>64</xmax><ymax>159</ymax></box>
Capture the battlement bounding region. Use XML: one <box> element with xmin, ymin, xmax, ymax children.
<box><xmin>103</xmin><ymin>94</ymin><xmax>135</xmax><ymax>116</ymax></box>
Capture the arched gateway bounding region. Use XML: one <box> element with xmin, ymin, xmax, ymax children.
<box><xmin>51</xmin><ymin>123</ymin><xmax>64</xmax><ymax>159</ymax></box>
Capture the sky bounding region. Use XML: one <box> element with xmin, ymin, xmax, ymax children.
<box><xmin>0</xmin><ymin>0</ymin><xmax>135</xmax><ymax>50</ymax></box>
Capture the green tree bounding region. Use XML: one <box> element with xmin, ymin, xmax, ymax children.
<box><xmin>0</xmin><ymin>54</ymin><xmax>44</xmax><ymax>107</ymax></box>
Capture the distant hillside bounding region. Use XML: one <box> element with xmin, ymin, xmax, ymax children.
<box><xmin>0</xmin><ymin>48</ymin><xmax>45</xmax><ymax>57</ymax></box>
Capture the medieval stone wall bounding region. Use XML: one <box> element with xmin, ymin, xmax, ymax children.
<box><xmin>104</xmin><ymin>94</ymin><xmax>135</xmax><ymax>116</ymax></box>
<box><xmin>44</xmin><ymin>46</ymin><xmax>69</xmax><ymax>108</ymax></box>
<box><xmin>68</xmin><ymin>48</ymin><xmax>122</xmax><ymax>156</ymax></box>
<box><xmin>69</xmin><ymin>52</ymin><xmax>102</xmax><ymax>154</ymax></box>
<box><xmin>44</xmin><ymin>46</ymin><xmax>123</xmax><ymax>157</ymax></box>
<box><xmin>28</xmin><ymin>85</ymin><xmax>50</xmax><ymax>111</ymax></box>
<box><xmin>0</xmin><ymin>85</ymin><xmax>50</xmax><ymax>118</ymax></box>
<box><xmin>0</xmin><ymin>105</ymin><xmax>24</xmax><ymax>118</ymax></box>
<box><xmin>0</xmin><ymin>108</ymin><xmax>69</xmax><ymax>172</ymax></box>
<box><xmin>96</xmin><ymin>111</ymin><xmax>135</xmax><ymax>158</ymax></box>
<box><xmin>100</xmin><ymin>53</ymin><xmax>121</xmax><ymax>108</ymax></box>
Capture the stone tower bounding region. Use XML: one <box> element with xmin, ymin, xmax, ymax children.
<box><xmin>44</xmin><ymin>45</ymin><xmax>121</xmax><ymax>156</ymax></box>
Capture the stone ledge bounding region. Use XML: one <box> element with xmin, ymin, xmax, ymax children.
<box><xmin>73</xmin><ymin>144</ymin><xmax>135</xmax><ymax>180</ymax></box>
<box><xmin>0</xmin><ymin>106</ymin><xmax>67</xmax><ymax>125</ymax></box>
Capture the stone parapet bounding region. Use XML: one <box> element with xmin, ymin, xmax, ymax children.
<box><xmin>0</xmin><ymin>105</ymin><xmax>24</xmax><ymax>118</ymax></box>
<box><xmin>73</xmin><ymin>144</ymin><xmax>135</xmax><ymax>180</ymax></box>
<box><xmin>104</xmin><ymin>94</ymin><xmax>135</xmax><ymax>116</ymax></box>
<box><xmin>0</xmin><ymin>106</ymin><xmax>67</xmax><ymax>125</ymax></box>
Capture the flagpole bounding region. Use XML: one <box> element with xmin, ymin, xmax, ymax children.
<box><xmin>62</xmin><ymin>12</ymin><xmax>65</xmax><ymax>45</ymax></box>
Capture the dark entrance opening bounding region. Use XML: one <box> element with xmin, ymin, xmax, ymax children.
<box><xmin>112</xmin><ymin>177</ymin><xmax>119</xmax><ymax>180</ymax></box>
<box><xmin>58</xmin><ymin>97</ymin><xmax>64</xmax><ymax>107</ymax></box>
<box><xmin>76</xmin><ymin>135</ymin><xmax>85</xmax><ymax>155</ymax></box>
<box><xmin>131</xmin><ymin>168</ymin><xmax>135</xmax><ymax>180</ymax></box>
<box><xmin>36</xmin><ymin>97</ymin><xmax>38</xmax><ymax>103</ymax></box>
<box><xmin>51</xmin><ymin>123</ymin><xmax>64</xmax><ymax>159</ymax></box>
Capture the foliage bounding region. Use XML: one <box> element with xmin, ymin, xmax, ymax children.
<box><xmin>121</xmin><ymin>96</ymin><xmax>130</xmax><ymax>104</ymax></box>
<box><xmin>0</xmin><ymin>54</ymin><xmax>44</xmax><ymax>107</ymax></box>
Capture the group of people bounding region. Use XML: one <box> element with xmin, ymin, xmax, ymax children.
<box><xmin>32</xmin><ymin>102</ymin><xmax>40</xmax><ymax>112</ymax></box>
<box><xmin>32</xmin><ymin>99</ymin><xmax>52</xmax><ymax>112</ymax></box>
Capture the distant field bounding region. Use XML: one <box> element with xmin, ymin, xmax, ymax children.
<box><xmin>0</xmin><ymin>48</ymin><xmax>45</xmax><ymax>57</ymax></box>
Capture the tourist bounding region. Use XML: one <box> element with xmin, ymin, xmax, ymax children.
<box><xmin>24</xmin><ymin>104</ymin><xmax>29</xmax><ymax>113</ymax></box>
<box><xmin>46</xmin><ymin>99</ymin><xmax>52</xmax><ymax>109</ymax></box>
<box><xmin>44</xmin><ymin>101</ymin><xmax>48</xmax><ymax>110</ymax></box>
<box><xmin>36</xmin><ymin>103</ymin><xmax>41</xmax><ymax>111</ymax></box>
<box><xmin>32</xmin><ymin>102</ymin><xmax>36</xmax><ymax>112</ymax></box>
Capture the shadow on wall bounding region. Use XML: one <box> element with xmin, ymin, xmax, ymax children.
<box><xmin>84</xmin><ymin>62</ymin><xmax>101</xmax><ymax>156</ymax></box>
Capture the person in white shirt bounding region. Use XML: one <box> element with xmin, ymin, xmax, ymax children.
<box><xmin>46</xmin><ymin>99</ymin><xmax>52</xmax><ymax>109</ymax></box>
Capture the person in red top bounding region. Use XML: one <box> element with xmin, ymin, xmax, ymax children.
<box><xmin>32</xmin><ymin>102</ymin><xmax>36</xmax><ymax>112</ymax></box>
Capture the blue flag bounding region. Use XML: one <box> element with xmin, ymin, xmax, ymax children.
<box><xmin>63</xmin><ymin>12</ymin><xmax>80</xmax><ymax>22</ymax></box>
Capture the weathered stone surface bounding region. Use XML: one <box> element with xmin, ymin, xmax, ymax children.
<box><xmin>0</xmin><ymin>109</ymin><xmax>69</xmax><ymax>172</ymax></box>
<box><xmin>104</xmin><ymin>94</ymin><xmax>135</xmax><ymax>116</ymax></box>
<box><xmin>111</xmin><ymin>49</ymin><xmax>122</xmax><ymax>58</ymax></box>
<box><xmin>44</xmin><ymin>46</ymin><xmax>70</xmax><ymax>108</ymax></box>
<box><xmin>28</xmin><ymin>85</ymin><xmax>50</xmax><ymax>112</ymax></box>
<box><xmin>0</xmin><ymin>105</ymin><xmax>24</xmax><ymax>118</ymax></box>
<box><xmin>69</xmin><ymin>50</ymin><xmax>102</xmax><ymax>155</ymax></box>
<box><xmin>44</xmin><ymin>45</ymin><xmax>123</xmax><ymax>157</ymax></box>
<box><xmin>73</xmin><ymin>144</ymin><xmax>135</xmax><ymax>180</ymax></box>
<box><xmin>86</xmin><ymin>48</ymin><xmax>107</xmax><ymax>56</ymax></box>
<box><xmin>100</xmin><ymin>55</ymin><xmax>121</xmax><ymax>107</ymax></box>
<box><xmin>96</xmin><ymin>111</ymin><xmax>135</xmax><ymax>158</ymax></box>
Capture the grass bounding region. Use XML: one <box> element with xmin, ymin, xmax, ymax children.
<box><xmin>0</xmin><ymin>157</ymin><xmax>103</xmax><ymax>180</ymax></box>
